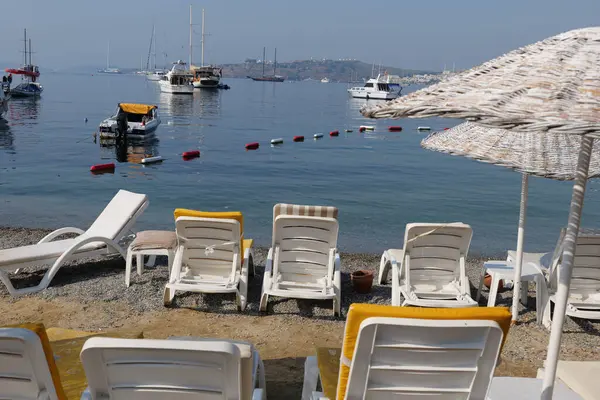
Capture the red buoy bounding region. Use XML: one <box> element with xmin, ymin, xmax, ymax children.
<box><xmin>245</xmin><ymin>142</ymin><xmax>260</xmax><ymax>150</ymax></box>
<box><xmin>358</xmin><ymin>127</ymin><xmax>366</xmax><ymax>133</ymax></box>
<box><xmin>182</xmin><ymin>150</ymin><xmax>200</xmax><ymax>159</ymax></box>
<box><xmin>388</xmin><ymin>126</ymin><xmax>403</xmax><ymax>132</ymax></box>
<box><xmin>293</xmin><ymin>136</ymin><xmax>305</xmax><ymax>142</ymax></box>
<box><xmin>90</xmin><ymin>163</ymin><xmax>115</xmax><ymax>173</ymax></box>
<box><xmin>444</xmin><ymin>127</ymin><xmax>450</xmax><ymax>130</ymax></box>
<box><xmin>330</xmin><ymin>130</ymin><xmax>339</xmax><ymax>137</ymax></box>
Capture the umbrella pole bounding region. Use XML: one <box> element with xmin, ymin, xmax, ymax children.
<box><xmin>541</xmin><ymin>135</ymin><xmax>594</xmax><ymax>400</ymax></box>
<box><xmin>511</xmin><ymin>173</ymin><xmax>528</xmax><ymax>323</ymax></box>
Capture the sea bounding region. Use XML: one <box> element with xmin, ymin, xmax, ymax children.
<box><xmin>2</xmin><ymin>72</ymin><xmax>600</xmax><ymax>255</ymax></box>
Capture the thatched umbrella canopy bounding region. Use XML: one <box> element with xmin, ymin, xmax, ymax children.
<box><xmin>422</xmin><ymin>121</ymin><xmax>600</xmax><ymax>323</ymax></box>
<box><xmin>362</xmin><ymin>27</ymin><xmax>600</xmax><ymax>399</ymax></box>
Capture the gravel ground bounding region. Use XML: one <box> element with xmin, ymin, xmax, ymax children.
<box><xmin>1</xmin><ymin>226</ymin><xmax>599</xmax><ymax>396</ymax></box>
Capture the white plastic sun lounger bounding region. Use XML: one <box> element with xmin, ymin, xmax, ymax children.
<box><xmin>0</xmin><ymin>189</ymin><xmax>148</xmax><ymax>296</ymax></box>
<box><xmin>379</xmin><ymin>222</ymin><xmax>477</xmax><ymax>307</ymax></box>
<box><xmin>260</xmin><ymin>203</ymin><xmax>341</xmax><ymax>316</ymax></box>
<box><xmin>80</xmin><ymin>336</ymin><xmax>265</xmax><ymax>400</ymax></box>
<box><xmin>0</xmin><ymin>327</ymin><xmax>64</xmax><ymax>400</ymax></box>
<box><xmin>302</xmin><ymin>306</ymin><xmax>581</xmax><ymax>400</ymax></box>
<box><xmin>163</xmin><ymin>216</ymin><xmax>254</xmax><ymax>311</ymax></box>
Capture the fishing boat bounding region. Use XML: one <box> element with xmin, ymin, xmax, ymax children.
<box><xmin>190</xmin><ymin>8</ymin><xmax>223</xmax><ymax>89</ymax></box>
<box><xmin>347</xmin><ymin>73</ymin><xmax>402</xmax><ymax>100</ymax></box>
<box><xmin>158</xmin><ymin>60</ymin><xmax>193</xmax><ymax>94</ymax></box>
<box><xmin>248</xmin><ymin>47</ymin><xmax>285</xmax><ymax>82</ymax></box>
<box><xmin>98</xmin><ymin>42</ymin><xmax>121</xmax><ymax>74</ymax></box>
<box><xmin>98</xmin><ymin>103</ymin><xmax>161</xmax><ymax>139</ymax></box>
<box><xmin>6</xmin><ymin>29</ymin><xmax>43</xmax><ymax>98</ymax></box>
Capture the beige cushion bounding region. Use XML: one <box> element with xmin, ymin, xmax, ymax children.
<box><xmin>168</xmin><ymin>337</ymin><xmax>255</xmax><ymax>400</ymax></box>
<box><xmin>557</xmin><ymin>361</ymin><xmax>600</xmax><ymax>400</ymax></box>
<box><xmin>273</xmin><ymin>203</ymin><xmax>339</xmax><ymax>219</ymax></box>
<box><xmin>130</xmin><ymin>230</ymin><xmax>177</xmax><ymax>251</ymax></box>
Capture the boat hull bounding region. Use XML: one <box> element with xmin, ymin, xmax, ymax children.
<box><xmin>159</xmin><ymin>81</ymin><xmax>194</xmax><ymax>94</ymax></box>
<box><xmin>193</xmin><ymin>77</ymin><xmax>220</xmax><ymax>88</ymax></box>
<box><xmin>11</xmin><ymin>83</ymin><xmax>43</xmax><ymax>98</ymax></box>
<box><xmin>347</xmin><ymin>89</ymin><xmax>398</xmax><ymax>100</ymax></box>
<box><xmin>98</xmin><ymin>118</ymin><xmax>161</xmax><ymax>139</ymax></box>
<box><xmin>248</xmin><ymin>76</ymin><xmax>285</xmax><ymax>82</ymax></box>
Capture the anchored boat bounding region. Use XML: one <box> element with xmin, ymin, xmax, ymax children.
<box><xmin>6</xmin><ymin>29</ymin><xmax>43</xmax><ymax>98</ymax></box>
<box><xmin>347</xmin><ymin>73</ymin><xmax>402</xmax><ymax>100</ymax></box>
<box><xmin>159</xmin><ymin>61</ymin><xmax>194</xmax><ymax>94</ymax></box>
<box><xmin>98</xmin><ymin>103</ymin><xmax>161</xmax><ymax>139</ymax></box>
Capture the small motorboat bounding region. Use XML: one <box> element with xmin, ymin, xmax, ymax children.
<box><xmin>11</xmin><ymin>82</ymin><xmax>43</xmax><ymax>98</ymax></box>
<box><xmin>98</xmin><ymin>103</ymin><xmax>161</xmax><ymax>139</ymax></box>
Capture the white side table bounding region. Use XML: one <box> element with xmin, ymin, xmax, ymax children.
<box><xmin>125</xmin><ymin>230</ymin><xmax>177</xmax><ymax>287</ymax></box>
<box><xmin>477</xmin><ymin>260</ymin><xmax>546</xmax><ymax>324</ymax></box>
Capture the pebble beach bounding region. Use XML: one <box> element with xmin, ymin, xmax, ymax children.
<box><xmin>1</xmin><ymin>226</ymin><xmax>600</xmax><ymax>398</ymax></box>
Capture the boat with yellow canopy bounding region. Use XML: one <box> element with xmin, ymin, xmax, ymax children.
<box><xmin>98</xmin><ymin>103</ymin><xmax>161</xmax><ymax>139</ymax></box>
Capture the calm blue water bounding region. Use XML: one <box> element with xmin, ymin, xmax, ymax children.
<box><xmin>2</xmin><ymin>73</ymin><xmax>600</xmax><ymax>254</ymax></box>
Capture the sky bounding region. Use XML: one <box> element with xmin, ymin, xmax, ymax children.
<box><xmin>2</xmin><ymin>0</ymin><xmax>600</xmax><ymax>72</ymax></box>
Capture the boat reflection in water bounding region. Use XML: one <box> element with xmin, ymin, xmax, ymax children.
<box><xmin>0</xmin><ymin>122</ymin><xmax>14</xmax><ymax>153</ymax></box>
<box><xmin>192</xmin><ymin>89</ymin><xmax>221</xmax><ymax>118</ymax></box>
<box><xmin>7</xmin><ymin>97</ymin><xmax>40</xmax><ymax>126</ymax></box>
<box><xmin>99</xmin><ymin>135</ymin><xmax>160</xmax><ymax>166</ymax></box>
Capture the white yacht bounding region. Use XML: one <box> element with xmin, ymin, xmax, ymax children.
<box><xmin>159</xmin><ymin>60</ymin><xmax>193</xmax><ymax>94</ymax></box>
<box><xmin>98</xmin><ymin>103</ymin><xmax>161</xmax><ymax>139</ymax></box>
<box><xmin>347</xmin><ymin>74</ymin><xmax>402</xmax><ymax>100</ymax></box>
<box><xmin>147</xmin><ymin>70</ymin><xmax>166</xmax><ymax>81</ymax></box>
<box><xmin>321</xmin><ymin>77</ymin><xmax>330</xmax><ymax>83</ymax></box>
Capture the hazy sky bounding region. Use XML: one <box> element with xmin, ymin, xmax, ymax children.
<box><xmin>3</xmin><ymin>0</ymin><xmax>599</xmax><ymax>71</ymax></box>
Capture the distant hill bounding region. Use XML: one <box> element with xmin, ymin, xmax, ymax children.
<box><xmin>223</xmin><ymin>59</ymin><xmax>437</xmax><ymax>82</ymax></box>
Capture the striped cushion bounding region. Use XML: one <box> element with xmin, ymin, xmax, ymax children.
<box><xmin>273</xmin><ymin>203</ymin><xmax>339</xmax><ymax>220</ymax></box>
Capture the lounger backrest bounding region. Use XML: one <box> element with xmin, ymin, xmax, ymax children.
<box><xmin>402</xmin><ymin>223</ymin><xmax>472</xmax><ymax>287</ymax></box>
<box><xmin>570</xmin><ymin>233</ymin><xmax>600</xmax><ymax>294</ymax></box>
<box><xmin>272</xmin><ymin>215</ymin><xmax>339</xmax><ymax>284</ymax></box>
<box><xmin>345</xmin><ymin>317</ymin><xmax>504</xmax><ymax>400</ymax></box>
<box><xmin>81</xmin><ymin>337</ymin><xmax>242</xmax><ymax>400</ymax></box>
<box><xmin>86</xmin><ymin>190</ymin><xmax>148</xmax><ymax>240</ymax></box>
<box><xmin>176</xmin><ymin>216</ymin><xmax>241</xmax><ymax>278</ymax></box>
<box><xmin>0</xmin><ymin>328</ymin><xmax>61</xmax><ymax>400</ymax></box>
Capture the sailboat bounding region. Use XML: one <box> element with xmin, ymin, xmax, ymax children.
<box><xmin>191</xmin><ymin>8</ymin><xmax>222</xmax><ymax>88</ymax></box>
<box><xmin>98</xmin><ymin>41</ymin><xmax>121</xmax><ymax>74</ymax></box>
<box><xmin>247</xmin><ymin>47</ymin><xmax>285</xmax><ymax>82</ymax></box>
<box><xmin>146</xmin><ymin>25</ymin><xmax>167</xmax><ymax>81</ymax></box>
<box><xmin>7</xmin><ymin>29</ymin><xmax>43</xmax><ymax>97</ymax></box>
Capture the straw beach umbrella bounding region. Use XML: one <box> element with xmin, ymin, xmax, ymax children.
<box><xmin>361</xmin><ymin>27</ymin><xmax>600</xmax><ymax>399</ymax></box>
<box><xmin>421</xmin><ymin>121</ymin><xmax>600</xmax><ymax>322</ymax></box>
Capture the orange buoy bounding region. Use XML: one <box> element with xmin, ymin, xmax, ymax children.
<box><xmin>329</xmin><ymin>130</ymin><xmax>339</xmax><ymax>137</ymax></box>
<box><xmin>90</xmin><ymin>163</ymin><xmax>115</xmax><ymax>173</ymax></box>
<box><xmin>182</xmin><ymin>150</ymin><xmax>200</xmax><ymax>159</ymax></box>
<box><xmin>293</xmin><ymin>136</ymin><xmax>304</xmax><ymax>142</ymax></box>
<box><xmin>388</xmin><ymin>126</ymin><xmax>403</xmax><ymax>132</ymax></box>
<box><xmin>245</xmin><ymin>142</ymin><xmax>260</xmax><ymax>150</ymax></box>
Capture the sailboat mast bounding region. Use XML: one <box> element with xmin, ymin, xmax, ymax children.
<box><xmin>189</xmin><ymin>4</ymin><xmax>193</xmax><ymax>67</ymax></box>
<box><xmin>146</xmin><ymin>25</ymin><xmax>154</xmax><ymax>71</ymax></box>
<box><xmin>107</xmin><ymin>41</ymin><xmax>110</xmax><ymax>69</ymax></box>
<box><xmin>274</xmin><ymin>48</ymin><xmax>277</xmax><ymax>76</ymax></box>
<box><xmin>262</xmin><ymin>47</ymin><xmax>266</xmax><ymax>77</ymax></box>
<box><xmin>201</xmin><ymin>9</ymin><xmax>205</xmax><ymax>67</ymax></box>
<box><xmin>152</xmin><ymin>25</ymin><xmax>157</xmax><ymax>70</ymax></box>
<box><xmin>23</xmin><ymin>29</ymin><xmax>27</xmax><ymax>66</ymax></box>
<box><xmin>29</xmin><ymin>39</ymin><xmax>32</xmax><ymax>65</ymax></box>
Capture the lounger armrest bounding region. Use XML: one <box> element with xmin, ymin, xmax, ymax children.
<box><xmin>38</xmin><ymin>227</ymin><xmax>85</xmax><ymax>243</ymax></box>
<box><xmin>265</xmin><ymin>248</ymin><xmax>274</xmax><ymax>274</ymax></box>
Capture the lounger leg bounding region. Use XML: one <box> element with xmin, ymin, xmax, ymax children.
<box><xmin>125</xmin><ymin>249</ymin><xmax>133</xmax><ymax>287</ymax></box>
<box><xmin>136</xmin><ymin>254</ymin><xmax>144</xmax><ymax>276</ymax></box>
<box><xmin>535</xmin><ymin>275</ymin><xmax>543</xmax><ymax>325</ymax></box>
<box><xmin>487</xmin><ymin>272</ymin><xmax>501</xmax><ymax>307</ymax></box>
<box><xmin>378</xmin><ymin>251</ymin><xmax>391</xmax><ymax>285</ymax></box>
<box><xmin>167</xmin><ymin>250</ymin><xmax>174</xmax><ymax>273</ymax></box>
<box><xmin>476</xmin><ymin>264</ymin><xmax>486</xmax><ymax>302</ymax></box>
<box><xmin>145</xmin><ymin>255</ymin><xmax>157</xmax><ymax>267</ymax></box>
<box><xmin>302</xmin><ymin>356</ymin><xmax>319</xmax><ymax>400</ymax></box>
<box><xmin>238</xmin><ymin>261</ymin><xmax>249</xmax><ymax>312</ymax></box>
<box><xmin>163</xmin><ymin>286</ymin><xmax>176</xmax><ymax>306</ymax></box>
<box><xmin>257</xmin><ymin>356</ymin><xmax>266</xmax><ymax>399</ymax></box>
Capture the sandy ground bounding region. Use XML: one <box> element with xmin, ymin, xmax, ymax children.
<box><xmin>1</xmin><ymin>226</ymin><xmax>599</xmax><ymax>398</ymax></box>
